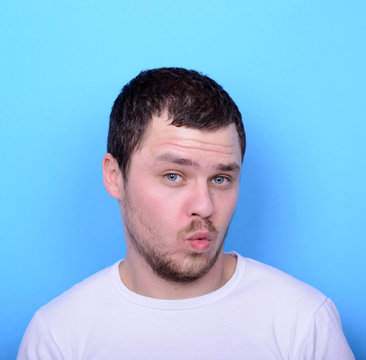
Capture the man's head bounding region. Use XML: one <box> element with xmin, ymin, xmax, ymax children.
<box><xmin>104</xmin><ymin>68</ymin><xmax>245</xmax><ymax>285</ymax></box>
<box><xmin>107</xmin><ymin>67</ymin><xmax>246</xmax><ymax>180</ymax></box>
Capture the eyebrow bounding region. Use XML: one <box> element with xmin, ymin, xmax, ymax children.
<box><xmin>156</xmin><ymin>154</ymin><xmax>199</xmax><ymax>167</ymax></box>
<box><xmin>216</xmin><ymin>163</ymin><xmax>241</xmax><ymax>172</ymax></box>
<box><xmin>156</xmin><ymin>153</ymin><xmax>240</xmax><ymax>172</ymax></box>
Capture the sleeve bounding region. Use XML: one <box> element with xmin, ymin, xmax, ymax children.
<box><xmin>296</xmin><ymin>298</ymin><xmax>354</xmax><ymax>360</ymax></box>
<box><xmin>17</xmin><ymin>312</ymin><xmax>64</xmax><ymax>360</ymax></box>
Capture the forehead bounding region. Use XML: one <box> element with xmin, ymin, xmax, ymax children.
<box><xmin>136</xmin><ymin>115</ymin><xmax>242</xmax><ymax>166</ymax></box>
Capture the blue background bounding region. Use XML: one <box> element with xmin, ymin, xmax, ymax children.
<box><xmin>1</xmin><ymin>1</ymin><xmax>365</xmax><ymax>358</ymax></box>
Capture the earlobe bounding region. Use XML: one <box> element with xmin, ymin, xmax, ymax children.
<box><xmin>102</xmin><ymin>153</ymin><xmax>124</xmax><ymax>200</ymax></box>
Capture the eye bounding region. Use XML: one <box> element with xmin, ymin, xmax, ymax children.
<box><xmin>212</xmin><ymin>176</ymin><xmax>229</xmax><ymax>185</ymax></box>
<box><xmin>165</xmin><ymin>173</ymin><xmax>182</xmax><ymax>182</ymax></box>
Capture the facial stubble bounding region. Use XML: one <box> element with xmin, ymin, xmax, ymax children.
<box><xmin>122</xmin><ymin>193</ymin><xmax>229</xmax><ymax>283</ymax></box>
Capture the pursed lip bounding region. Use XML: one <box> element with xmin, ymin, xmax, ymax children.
<box><xmin>187</xmin><ymin>231</ymin><xmax>213</xmax><ymax>241</ymax></box>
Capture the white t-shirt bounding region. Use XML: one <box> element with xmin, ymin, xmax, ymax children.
<box><xmin>18</xmin><ymin>253</ymin><xmax>354</xmax><ymax>359</ymax></box>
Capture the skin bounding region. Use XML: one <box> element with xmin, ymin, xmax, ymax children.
<box><xmin>103</xmin><ymin>113</ymin><xmax>242</xmax><ymax>299</ymax></box>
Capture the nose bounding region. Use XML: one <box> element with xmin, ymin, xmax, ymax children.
<box><xmin>186</xmin><ymin>181</ymin><xmax>215</xmax><ymax>219</ymax></box>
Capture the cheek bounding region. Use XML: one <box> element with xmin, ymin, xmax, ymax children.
<box><xmin>148</xmin><ymin>185</ymin><xmax>185</xmax><ymax>211</ymax></box>
<box><xmin>213</xmin><ymin>190</ymin><xmax>238</xmax><ymax>222</ymax></box>
<box><xmin>131</xmin><ymin>187</ymin><xmax>182</xmax><ymax>228</ymax></box>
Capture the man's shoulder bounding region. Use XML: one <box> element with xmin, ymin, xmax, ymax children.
<box><xmin>234</xmin><ymin>253</ymin><xmax>327</xmax><ymax>311</ymax></box>
<box><xmin>18</xmin><ymin>261</ymin><xmax>125</xmax><ymax>359</ymax></box>
<box><xmin>37</xmin><ymin>261</ymin><xmax>121</xmax><ymax>321</ymax></box>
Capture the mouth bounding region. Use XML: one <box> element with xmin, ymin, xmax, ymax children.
<box><xmin>186</xmin><ymin>231</ymin><xmax>213</xmax><ymax>252</ymax></box>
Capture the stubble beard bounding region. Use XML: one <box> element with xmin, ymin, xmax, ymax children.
<box><xmin>123</xmin><ymin>194</ymin><xmax>229</xmax><ymax>283</ymax></box>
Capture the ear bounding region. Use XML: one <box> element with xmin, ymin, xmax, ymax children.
<box><xmin>102</xmin><ymin>153</ymin><xmax>124</xmax><ymax>200</ymax></box>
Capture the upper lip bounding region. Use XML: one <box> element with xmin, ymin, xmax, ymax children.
<box><xmin>187</xmin><ymin>231</ymin><xmax>213</xmax><ymax>241</ymax></box>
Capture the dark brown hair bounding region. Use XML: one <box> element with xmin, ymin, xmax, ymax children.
<box><xmin>108</xmin><ymin>67</ymin><xmax>246</xmax><ymax>178</ymax></box>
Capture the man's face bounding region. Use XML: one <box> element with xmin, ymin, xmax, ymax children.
<box><xmin>120</xmin><ymin>114</ymin><xmax>242</xmax><ymax>283</ymax></box>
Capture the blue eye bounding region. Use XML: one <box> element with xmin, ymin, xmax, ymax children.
<box><xmin>213</xmin><ymin>176</ymin><xmax>227</xmax><ymax>184</ymax></box>
<box><xmin>166</xmin><ymin>174</ymin><xmax>181</xmax><ymax>182</ymax></box>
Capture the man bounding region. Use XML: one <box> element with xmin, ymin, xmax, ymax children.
<box><xmin>18</xmin><ymin>68</ymin><xmax>354</xmax><ymax>359</ymax></box>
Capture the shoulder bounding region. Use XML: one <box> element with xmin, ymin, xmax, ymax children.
<box><xmin>18</xmin><ymin>263</ymin><xmax>122</xmax><ymax>359</ymax></box>
<box><xmin>231</xmin><ymin>254</ymin><xmax>354</xmax><ymax>358</ymax></box>
<box><xmin>238</xmin><ymin>253</ymin><xmax>325</xmax><ymax>298</ymax></box>
<box><xmin>38</xmin><ymin>261</ymin><xmax>121</xmax><ymax>322</ymax></box>
<box><xmin>232</xmin><ymin>253</ymin><xmax>327</xmax><ymax>317</ymax></box>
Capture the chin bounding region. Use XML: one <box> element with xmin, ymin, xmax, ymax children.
<box><xmin>151</xmin><ymin>246</ymin><xmax>223</xmax><ymax>283</ymax></box>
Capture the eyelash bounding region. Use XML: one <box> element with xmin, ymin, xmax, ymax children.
<box><xmin>212</xmin><ymin>176</ymin><xmax>230</xmax><ymax>185</ymax></box>
<box><xmin>165</xmin><ymin>173</ymin><xmax>183</xmax><ymax>182</ymax></box>
<box><xmin>164</xmin><ymin>173</ymin><xmax>231</xmax><ymax>186</ymax></box>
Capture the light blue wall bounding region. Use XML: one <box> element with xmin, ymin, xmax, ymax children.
<box><xmin>1</xmin><ymin>1</ymin><xmax>365</xmax><ymax>358</ymax></box>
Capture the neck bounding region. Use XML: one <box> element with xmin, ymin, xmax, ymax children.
<box><xmin>119</xmin><ymin>250</ymin><xmax>237</xmax><ymax>300</ymax></box>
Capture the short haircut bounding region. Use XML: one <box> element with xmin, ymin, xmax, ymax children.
<box><xmin>107</xmin><ymin>67</ymin><xmax>246</xmax><ymax>179</ymax></box>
